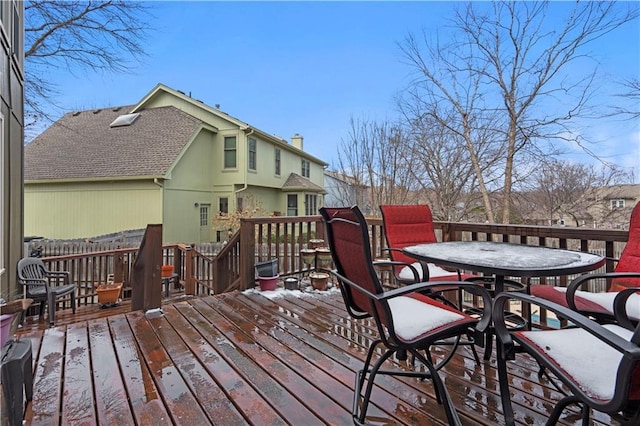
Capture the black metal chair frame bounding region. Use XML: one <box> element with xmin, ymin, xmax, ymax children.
<box><xmin>321</xmin><ymin>206</ymin><xmax>493</xmax><ymax>425</ymax></box>
<box><xmin>494</xmin><ymin>290</ymin><xmax>640</xmax><ymax>425</ymax></box>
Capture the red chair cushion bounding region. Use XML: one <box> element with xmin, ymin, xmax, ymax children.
<box><xmin>611</xmin><ymin>203</ymin><xmax>640</xmax><ymax>291</ymax></box>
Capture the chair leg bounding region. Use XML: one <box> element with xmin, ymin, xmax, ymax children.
<box><xmin>71</xmin><ymin>291</ymin><xmax>77</xmax><ymax>314</ymax></box>
<box><xmin>496</xmin><ymin>345</ymin><xmax>515</xmax><ymax>426</ymax></box>
<box><xmin>413</xmin><ymin>350</ymin><xmax>461</xmax><ymax>426</ymax></box>
<box><xmin>357</xmin><ymin>349</ymin><xmax>394</xmax><ymax>424</ymax></box>
<box><xmin>48</xmin><ymin>292</ymin><xmax>55</xmax><ymax>326</ymax></box>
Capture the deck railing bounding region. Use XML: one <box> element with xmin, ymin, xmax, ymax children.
<box><xmin>36</xmin><ymin>215</ymin><xmax>628</xmax><ymax>328</ymax></box>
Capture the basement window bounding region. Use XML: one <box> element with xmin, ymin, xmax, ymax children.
<box><xmin>110</xmin><ymin>112</ymin><xmax>140</xmax><ymax>128</ymax></box>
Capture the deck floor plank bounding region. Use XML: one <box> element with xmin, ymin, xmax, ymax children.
<box><xmin>87</xmin><ymin>318</ymin><xmax>135</xmax><ymax>425</ymax></box>
<box><xmin>127</xmin><ymin>310</ymin><xmax>211</xmax><ymax>424</ymax></box>
<box><xmin>61</xmin><ymin>322</ymin><xmax>96</xmax><ymax>425</ymax></box>
<box><xmin>146</xmin><ymin>306</ymin><xmax>248</xmax><ymax>425</ymax></box>
<box><xmin>170</xmin><ymin>301</ymin><xmax>287</xmax><ymax>425</ymax></box>
<box><xmin>29</xmin><ymin>327</ymin><xmax>66</xmax><ymax>426</ymax></box>
<box><xmin>107</xmin><ymin>314</ymin><xmax>170</xmax><ymax>425</ymax></box>
<box><xmin>9</xmin><ymin>290</ymin><xmax>620</xmax><ymax>426</ymax></box>
<box><xmin>189</xmin><ymin>297</ymin><xmax>328</xmax><ymax>425</ymax></box>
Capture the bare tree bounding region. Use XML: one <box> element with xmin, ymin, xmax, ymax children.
<box><xmin>399</xmin><ymin>1</ymin><xmax>638</xmax><ymax>223</ymax></box>
<box><xmin>517</xmin><ymin>159</ymin><xmax>630</xmax><ymax>226</ymax></box>
<box><xmin>24</xmin><ymin>0</ymin><xmax>153</xmax><ymax>131</ymax></box>
<box><xmin>334</xmin><ymin>117</ymin><xmax>418</xmax><ymax>214</ymax></box>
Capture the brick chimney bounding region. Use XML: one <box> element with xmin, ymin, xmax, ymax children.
<box><xmin>291</xmin><ymin>133</ymin><xmax>303</xmax><ymax>150</ymax></box>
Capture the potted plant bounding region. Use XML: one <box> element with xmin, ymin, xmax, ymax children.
<box><xmin>309</xmin><ymin>272</ymin><xmax>330</xmax><ymax>291</ymax></box>
<box><xmin>95</xmin><ymin>282</ymin><xmax>123</xmax><ymax>307</ymax></box>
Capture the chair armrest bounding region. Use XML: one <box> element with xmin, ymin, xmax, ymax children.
<box><xmin>612</xmin><ymin>287</ymin><xmax>640</xmax><ymax>330</ymax></box>
<box><xmin>493</xmin><ymin>292</ymin><xmax>640</xmax><ymax>361</ymax></box>
<box><xmin>566</xmin><ymin>272</ymin><xmax>640</xmax><ymax>311</ymax></box>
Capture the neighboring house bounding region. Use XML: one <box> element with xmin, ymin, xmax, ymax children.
<box><xmin>585</xmin><ymin>184</ymin><xmax>640</xmax><ymax>230</ymax></box>
<box><xmin>24</xmin><ymin>83</ymin><xmax>327</xmax><ymax>243</ymax></box>
<box><xmin>1</xmin><ymin>1</ymin><xmax>24</xmax><ymax>299</ymax></box>
<box><xmin>323</xmin><ymin>170</ymin><xmax>371</xmax><ymax>213</ymax></box>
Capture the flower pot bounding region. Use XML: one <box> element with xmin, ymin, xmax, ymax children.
<box><xmin>255</xmin><ymin>259</ymin><xmax>278</xmax><ymax>277</ymax></box>
<box><xmin>161</xmin><ymin>264</ymin><xmax>174</xmax><ymax>278</ymax></box>
<box><xmin>284</xmin><ymin>277</ymin><xmax>299</xmax><ymax>290</ymax></box>
<box><xmin>300</xmin><ymin>249</ymin><xmax>316</xmax><ymax>266</ymax></box>
<box><xmin>96</xmin><ymin>282</ymin><xmax>123</xmax><ymax>307</ymax></box>
<box><xmin>315</xmin><ymin>248</ymin><xmax>332</xmax><ymax>269</ymax></box>
<box><xmin>257</xmin><ymin>275</ymin><xmax>279</xmax><ymax>291</ymax></box>
<box><xmin>308</xmin><ymin>239</ymin><xmax>325</xmax><ymax>249</ymax></box>
<box><xmin>0</xmin><ymin>314</ymin><xmax>13</xmax><ymax>347</ymax></box>
<box><xmin>309</xmin><ymin>272</ymin><xmax>330</xmax><ymax>291</ymax></box>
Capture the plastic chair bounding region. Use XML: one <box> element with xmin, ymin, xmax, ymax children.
<box><xmin>17</xmin><ymin>257</ymin><xmax>77</xmax><ymax>326</ymax></box>
<box><xmin>494</xmin><ymin>290</ymin><xmax>640</xmax><ymax>425</ymax></box>
<box><xmin>1</xmin><ymin>338</ymin><xmax>33</xmax><ymax>426</ymax></box>
<box><xmin>320</xmin><ymin>206</ymin><xmax>492</xmax><ymax>425</ymax></box>
<box><xmin>531</xmin><ymin>203</ymin><xmax>640</xmax><ymax>324</ymax></box>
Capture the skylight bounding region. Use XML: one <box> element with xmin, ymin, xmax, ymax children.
<box><xmin>110</xmin><ymin>112</ymin><xmax>140</xmax><ymax>128</ymax></box>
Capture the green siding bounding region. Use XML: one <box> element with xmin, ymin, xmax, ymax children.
<box><xmin>25</xmin><ymin>181</ymin><xmax>162</xmax><ymax>239</ymax></box>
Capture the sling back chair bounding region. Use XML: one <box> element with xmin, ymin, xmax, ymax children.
<box><xmin>17</xmin><ymin>257</ymin><xmax>77</xmax><ymax>326</ymax></box>
<box><xmin>320</xmin><ymin>206</ymin><xmax>492</xmax><ymax>425</ymax></box>
<box><xmin>531</xmin><ymin>203</ymin><xmax>640</xmax><ymax>324</ymax></box>
<box><xmin>494</xmin><ymin>290</ymin><xmax>640</xmax><ymax>425</ymax></box>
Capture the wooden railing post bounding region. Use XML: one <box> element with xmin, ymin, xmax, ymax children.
<box><xmin>184</xmin><ymin>246</ymin><xmax>195</xmax><ymax>295</ymax></box>
<box><xmin>239</xmin><ymin>219</ymin><xmax>256</xmax><ymax>290</ymax></box>
<box><xmin>131</xmin><ymin>224</ymin><xmax>162</xmax><ymax>312</ymax></box>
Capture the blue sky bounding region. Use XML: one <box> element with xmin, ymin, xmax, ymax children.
<box><xmin>45</xmin><ymin>1</ymin><xmax>640</xmax><ymax>177</ymax></box>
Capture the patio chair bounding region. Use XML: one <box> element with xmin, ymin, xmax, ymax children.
<box><xmin>493</xmin><ymin>290</ymin><xmax>640</xmax><ymax>425</ymax></box>
<box><xmin>320</xmin><ymin>206</ymin><xmax>492</xmax><ymax>425</ymax></box>
<box><xmin>17</xmin><ymin>257</ymin><xmax>77</xmax><ymax>326</ymax></box>
<box><xmin>531</xmin><ymin>203</ymin><xmax>640</xmax><ymax>324</ymax></box>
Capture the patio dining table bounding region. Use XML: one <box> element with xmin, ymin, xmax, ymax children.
<box><xmin>402</xmin><ymin>241</ymin><xmax>606</xmax><ymax>359</ymax></box>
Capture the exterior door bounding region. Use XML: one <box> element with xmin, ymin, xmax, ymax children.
<box><xmin>199</xmin><ymin>204</ymin><xmax>211</xmax><ymax>242</ymax></box>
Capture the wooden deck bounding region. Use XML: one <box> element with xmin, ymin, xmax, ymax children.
<box><xmin>10</xmin><ymin>289</ymin><xmax>618</xmax><ymax>425</ymax></box>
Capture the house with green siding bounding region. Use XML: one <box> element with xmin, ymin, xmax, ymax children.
<box><xmin>24</xmin><ymin>83</ymin><xmax>327</xmax><ymax>243</ymax></box>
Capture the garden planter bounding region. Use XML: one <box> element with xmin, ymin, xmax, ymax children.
<box><xmin>315</xmin><ymin>248</ymin><xmax>332</xmax><ymax>269</ymax></box>
<box><xmin>161</xmin><ymin>264</ymin><xmax>175</xmax><ymax>278</ymax></box>
<box><xmin>300</xmin><ymin>249</ymin><xmax>316</xmax><ymax>266</ymax></box>
<box><xmin>309</xmin><ymin>272</ymin><xmax>330</xmax><ymax>291</ymax></box>
<box><xmin>284</xmin><ymin>277</ymin><xmax>299</xmax><ymax>290</ymax></box>
<box><xmin>257</xmin><ymin>275</ymin><xmax>279</xmax><ymax>291</ymax></box>
<box><xmin>255</xmin><ymin>259</ymin><xmax>278</xmax><ymax>277</ymax></box>
<box><xmin>96</xmin><ymin>282</ymin><xmax>123</xmax><ymax>307</ymax></box>
<box><xmin>0</xmin><ymin>314</ymin><xmax>12</xmax><ymax>347</ymax></box>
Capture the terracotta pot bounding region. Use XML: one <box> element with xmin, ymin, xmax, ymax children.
<box><xmin>96</xmin><ymin>283</ymin><xmax>123</xmax><ymax>306</ymax></box>
<box><xmin>309</xmin><ymin>272</ymin><xmax>329</xmax><ymax>291</ymax></box>
<box><xmin>161</xmin><ymin>265</ymin><xmax>174</xmax><ymax>278</ymax></box>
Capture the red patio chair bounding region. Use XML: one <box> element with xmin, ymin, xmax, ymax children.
<box><xmin>494</xmin><ymin>290</ymin><xmax>640</xmax><ymax>425</ymax></box>
<box><xmin>320</xmin><ymin>206</ymin><xmax>492</xmax><ymax>425</ymax></box>
<box><xmin>530</xmin><ymin>203</ymin><xmax>640</xmax><ymax>324</ymax></box>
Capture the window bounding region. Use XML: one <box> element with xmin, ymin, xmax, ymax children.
<box><xmin>287</xmin><ymin>194</ymin><xmax>298</xmax><ymax>216</ymax></box>
<box><xmin>219</xmin><ymin>197</ymin><xmax>228</xmax><ymax>214</ymax></box>
<box><xmin>274</xmin><ymin>148</ymin><xmax>281</xmax><ymax>176</ymax></box>
<box><xmin>199</xmin><ymin>205</ymin><xmax>209</xmax><ymax>227</ymax></box>
<box><xmin>305</xmin><ymin>194</ymin><xmax>318</xmax><ymax>216</ymax></box>
<box><xmin>611</xmin><ymin>199</ymin><xmax>625</xmax><ymax>209</ymax></box>
<box><xmin>301</xmin><ymin>159</ymin><xmax>310</xmax><ymax>178</ymax></box>
<box><xmin>224</xmin><ymin>136</ymin><xmax>237</xmax><ymax>168</ymax></box>
<box><xmin>248</xmin><ymin>138</ymin><xmax>256</xmax><ymax>170</ymax></box>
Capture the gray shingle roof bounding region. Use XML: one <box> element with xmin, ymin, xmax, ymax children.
<box><xmin>25</xmin><ymin>105</ymin><xmax>207</xmax><ymax>180</ymax></box>
<box><xmin>282</xmin><ymin>173</ymin><xmax>326</xmax><ymax>193</ymax></box>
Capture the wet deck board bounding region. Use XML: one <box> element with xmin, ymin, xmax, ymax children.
<box><xmin>13</xmin><ymin>290</ymin><xmax>617</xmax><ymax>425</ymax></box>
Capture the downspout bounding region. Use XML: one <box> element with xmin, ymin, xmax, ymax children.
<box><xmin>153</xmin><ymin>178</ymin><xmax>164</xmax><ymax>238</ymax></box>
<box><xmin>235</xmin><ymin>127</ymin><xmax>254</xmax><ymax>201</ymax></box>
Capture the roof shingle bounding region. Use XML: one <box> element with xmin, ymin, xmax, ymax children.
<box><xmin>25</xmin><ymin>105</ymin><xmax>208</xmax><ymax>180</ymax></box>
